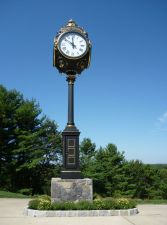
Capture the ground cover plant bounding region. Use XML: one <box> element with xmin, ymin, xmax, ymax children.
<box><xmin>28</xmin><ymin>195</ymin><xmax>137</xmax><ymax>210</ymax></box>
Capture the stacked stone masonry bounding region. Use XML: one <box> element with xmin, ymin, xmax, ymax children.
<box><xmin>51</xmin><ymin>178</ymin><xmax>93</xmax><ymax>202</ymax></box>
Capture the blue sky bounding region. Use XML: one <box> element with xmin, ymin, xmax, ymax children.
<box><xmin>0</xmin><ymin>0</ymin><xmax>167</xmax><ymax>163</ymax></box>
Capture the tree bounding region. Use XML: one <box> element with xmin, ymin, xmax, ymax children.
<box><xmin>80</xmin><ymin>141</ymin><xmax>167</xmax><ymax>199</ymax></box>
<box><xmin>122</xmin><ymin>160</ymin><xmax>164</xmax><ymax>199</ymax></box>
<box><xmin>0</xmin><ymin>85</ymin><xmax>24</xmax><ymax>190</ymax></box>
<box><xmin>0</xmin><ymin>85</ymin><xmax>62</xmax><ymax>194</ymax></box>
<box><xmin>81</xmin><ymin>143</ymin><xmax>126</xmax><ymax>197</ymax></box>
<box><xmin>159</xmin><ymin>169</ymin><xmax>167</xmax><ymax>199</ymax></box>
<box><xmin>80</xmin><ymin>138</ymin><xmax>96</xmax><ymax>170</ymax></box>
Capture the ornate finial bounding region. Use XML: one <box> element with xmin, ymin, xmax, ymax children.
<box><xmin>67</xmin><ymin>19</ymin><xmax>77</xmax><ymax>27</ymax></box>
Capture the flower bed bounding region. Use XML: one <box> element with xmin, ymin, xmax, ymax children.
<box><xmin>28</xmin><ymin>195</ymin><xmax>137</xmax><ymax>211</ymax></box>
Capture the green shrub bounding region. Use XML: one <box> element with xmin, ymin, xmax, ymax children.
<box><xmin>115</xmin><ymin>198</ymin><xmax>136</xmax><ymax>209</ymax></box>
<box><xmin>28</xmin><ymin>195</ymin><xmax>51</xmax><ymax>210</ymax></box>
<box><xmin>18</xmin><ymin>188</ymin><xmax>32</xmax><ymax>196</ymax></box>
<box><xmin>51</xmin><ymin>201</ymin><xmax>65</xmax><ymax>210</ymax></box>
<box><xmin>28</xmin><ymin>196</ymin><xmax>137</xmax><ymax>210</ymax></box>
<box><xmin>39</xmin><ymin>195</ymin><xmax>51</xmax><ymax>201</ymax></box>
<box><xmin>99</xmin><ymin>199</ymin><xmax>116</xmax><ymax>210</ymax></box>
<box><xmin>29</xmin><ymin>199</ymin><xmax>40</xmax><ymax>209</ymax></box>
<box><xmin>37</xmin><ymin>199</ymin><xmax>51</xmax><ymax>210</ymax></box>
<box><xmin>93</xmin><ymin>199</ymin><xmax>107</xmax><ymax>209</ymax></box>
<box><xmin>52</xmin><ymin>201</ymin><xmax>77</xmax><ymax>210</ymax></box>
<box><xmin>75</xmin><ymin>201</ymin><xmax>94</xmax><ymax>210</ymax></box>
<box><xmin>93</xmin><ymin>192</ymin><xmax>103</xmax><ymax>200</ymax></box>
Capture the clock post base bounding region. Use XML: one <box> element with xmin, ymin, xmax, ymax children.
<box><xmin>51</xmin><ymin>178</ymin><xmax>93</xmax><ymax>202</ymax></box>
<box><xmin>61</xmin><ymin>170</ymin><xmax>83</xmax><ymax>179</ymax></box>
<box><xmin>62</xmin><ymin>125</ymin><xmax>81</xmax><ymax>178</ymax></box>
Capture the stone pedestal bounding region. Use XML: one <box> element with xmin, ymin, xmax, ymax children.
<box><xmin>51</xmin><ymin>178</ymin><xmax>93</xmax><ymax>202</ymax></box>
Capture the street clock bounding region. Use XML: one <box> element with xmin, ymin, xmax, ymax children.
<box><xmin>53</xmin><ymin>20</ymin><xmax>91</xmax><ymax>179</ymax></box>
<box><xmin>53</xmin><ymin>19</ymin><xmax>91</xmax><ymax>75</ymax></box>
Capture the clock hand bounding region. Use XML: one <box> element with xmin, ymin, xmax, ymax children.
<box><xmin>65</xmin><ymin>38</ymin><xmax>73</xmax><ymax>46</ymax></box>
<box><xmin>64</xmin><ymin>37</ymin><xmax>76</xmax><ymax>49</ymax></box>
<box><xmin>72</xmin><ymin>35</ymin><xmax>74</xmax><ymax>43</ymax></box>
<box><xmin>71</xmin><ymin>35</ymin><xmax>76</xmax><ymax>49</ymax></box>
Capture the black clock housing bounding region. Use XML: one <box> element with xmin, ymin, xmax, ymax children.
<box><xmin>53</xmin><ymin>20</ymin><xmax>91</xmax><ymax>75</ymax></box>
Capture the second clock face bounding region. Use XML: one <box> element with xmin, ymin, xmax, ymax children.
<box><xmin>59</xmin><ymin>32</ymin><xmax>87</xmax><ymax>58</ymax></box>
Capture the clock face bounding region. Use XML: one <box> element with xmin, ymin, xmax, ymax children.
<box><xmin>59</xmin><ymin>32</ymin><xmax>87</xmax><ymax>58</ymax></box>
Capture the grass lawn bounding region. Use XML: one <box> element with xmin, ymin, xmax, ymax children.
<box><xmin>0</xmin><ymin>190</ymin><xmax>29</xmax><ymax>198</ymax></box>
<box><xmin>136</xmin><ymin>199</ymin><xmax>167</xmax><ymax>204</ymax></box>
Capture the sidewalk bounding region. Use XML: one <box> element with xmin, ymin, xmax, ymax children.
<box><xmin>0</xmin><ymin>198</ymin><xmax>167</xmax><ymax>225</ymax></box>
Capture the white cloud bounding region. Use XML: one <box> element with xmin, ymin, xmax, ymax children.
<box><xmin>158</xmin><ymin>111</ymin><xmax>167</xmax><ymax>123</ymax></box>
<box><xmin>155</xmin><ymin>111</ymin><xmax>167</xmax><ymax>132</ymax></box>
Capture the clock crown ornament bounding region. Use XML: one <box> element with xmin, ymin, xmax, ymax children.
<box><xmin>53</xmin><ymin>19</ymin><xmax>91</xmax><ymax>75</ymax></box>
<box><xmin>66</xmin><ymin>19</ymin><xmax>77</xmax><ymax>27</ymax></box>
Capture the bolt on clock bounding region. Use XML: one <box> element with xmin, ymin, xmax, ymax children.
<box><xmin>53</xmin><ymin>20</ymin><xmax>92</xmax><ymax>179</ymax></box>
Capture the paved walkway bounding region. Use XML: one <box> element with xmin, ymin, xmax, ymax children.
<box><xmin>0</xmin><ymin>198</ymin><xmax>167</xmax><ymax>225</ymax></box>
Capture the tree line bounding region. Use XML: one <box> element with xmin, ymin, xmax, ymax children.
<box><xmin>0</xmin><ymin>85</ymin><xmax>167</xmax><ymax>199</ymax></box>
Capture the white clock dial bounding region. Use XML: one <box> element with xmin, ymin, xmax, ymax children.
<box><xmin>59</xmin><ymin>32</ymin><xmax>87</xmax><ymax>58</ymax></box>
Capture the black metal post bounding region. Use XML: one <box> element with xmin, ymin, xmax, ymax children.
<box><xmin>67</xmin><ymin>76</ymin><xmax>75</xmax><ymax>126</ymax></box>
<box><xmin>61</xmin><ymin>75</ymin><xmax>82</xmax><ymax>179</ymax></box>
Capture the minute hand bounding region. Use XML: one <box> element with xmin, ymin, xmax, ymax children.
<box><xmin>65</xmin><ymin>38</ymin><xmax>73</xmax><ymax>46</ymax></box>
<box><xmin>71</xmin><ymin>36</ymin><xmax>77</xmax><ymax>49</ymax></box>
